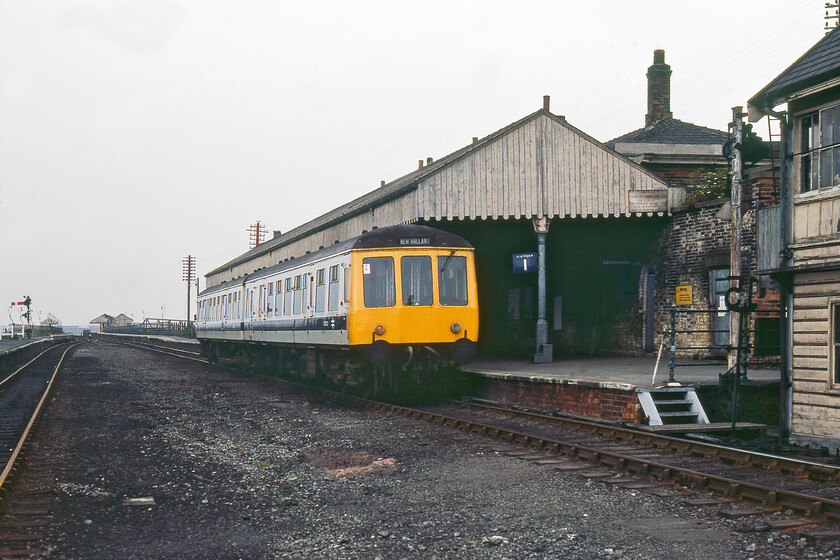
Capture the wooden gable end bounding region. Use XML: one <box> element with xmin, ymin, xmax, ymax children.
<box><xmin>416</xmin><ymin>113</ymin><xmax>668</xmax><ymax>221</ymax></box>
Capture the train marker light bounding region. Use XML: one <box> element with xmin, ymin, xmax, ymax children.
<box><xmin>450</xmin><ymin>322</ymin><xmax>461</xmax><ymax>334</ymax></box>
<box><xmin>374</xmin><ymin>324</ymin><xmax>386</xmax><ymax>336</ymax></box>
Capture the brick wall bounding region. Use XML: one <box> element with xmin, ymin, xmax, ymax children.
<box><xmin>651</xmin><ymin>174</ymin><xmax>781</xmax><ymax>363</ymax></box>
<box><xmin>480</xmin><ymin>377</ymin><xmax>644</xmax><ymax>423</ymax></box>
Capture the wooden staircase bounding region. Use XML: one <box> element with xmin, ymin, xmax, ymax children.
<box><xmin>637</xmin><ymin>387</ymin><xmax>709</xmax><ymax>426</ymax></box>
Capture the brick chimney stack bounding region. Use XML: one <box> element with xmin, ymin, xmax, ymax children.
<box><xmin>645</xmin><ymin>49</ymin><xmax>673</xmax><ymax>127</ymax></box>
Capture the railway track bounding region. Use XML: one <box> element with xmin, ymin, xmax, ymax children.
<box><xmin>362</xmin><ymin>398</ymin><xmax>840</xmax><ymax>527</ymax></box>
<box><xmin>0</xmin><ymin>340</ymin><xmax>77</xmax><ymax>557</ymax></box>
<box><xmin>101</xmin><ymin>336</ymin><xmax>840</xmax><ymax>530</ymax></box>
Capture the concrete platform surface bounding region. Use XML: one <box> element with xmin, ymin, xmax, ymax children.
<box><xmin>0</xmin><ymin>338</ymin><xmax>45</xmax><ymax>355</ymax></box>
<box><xmin>463</xmin><ymin>356</ymin><xmax>780</xmax><ymax>390</ymax></box>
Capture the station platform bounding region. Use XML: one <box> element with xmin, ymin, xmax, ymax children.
<box><xmin>0</xmin><ymin>335</ymin><xmax>75</xmax><ymax>376</ymax></box>
<box><xmin>462</xmin><ymin>356</ymin><xmax>779</xmax><ymax>390</ymax></box>
<box><xmin>462</xmin><ymin>356</ymin><xmax>781</xmax><ymax>428</ymax></box>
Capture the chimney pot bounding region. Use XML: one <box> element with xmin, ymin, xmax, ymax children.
<box><xmin>380</xmin><ymin>180</ymin><xmax>385</xmax><ymax>187</ymax></box>
<box><xmin>273</xmin><ymin>230</ymin><xmax>282</xmax><ymax>239</ymax></box>
<box><xmin>426</xmin><ymin>157</ymin><xmax>433</xmax><ymax>164</ymax></box>
<box><xmin>418</xmin><ymin>159</ymin><xmax>424</xmax><ymax>169</ymax></box>
<box><xmin>645</xmin><ymin>49</ymin><xmax>673</xmax><ymax>127</ymax></box>
<box><xmin>543</xmin><ymin>95</ymin><xmax>550</xmax><ymax>111</ymax></box>
<box><xmin>472</xmin><ymin>137</ymin><xmax>478</xmax><ymax>143</ymax></box>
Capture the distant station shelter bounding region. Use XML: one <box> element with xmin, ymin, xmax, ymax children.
<box><xmin>206</xmin><ymin>98</ymin><xmax>675</xmax><ymax>362</ymax></box>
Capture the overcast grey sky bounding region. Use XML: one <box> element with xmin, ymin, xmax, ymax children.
<box><xmin>0</xmin><ymin>0</ymin><xmax>825</xmax><ymax>326</ymax></box>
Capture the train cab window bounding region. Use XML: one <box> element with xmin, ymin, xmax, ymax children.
<box><xmin>315</xmin><ymin>269</ymin><xmax>326</xmax><ymax>313</ymax></box>
<box><xmin>363</xmin><ymin>257</ymin><xmax>395</xmax><ymax>308</ymax></box>
<box><xmin>438</xmin><ymin>255</ymin><xmax>468</xmax><ymax>306</ymax></box>
<box><xmin>328</xmin><ymin>265</ymin><xmax>340</xmax><ymax>311</ymax></box>
<box><xmin>293</xmin><ymin>275</ymin><xmax>302</xmax><ymax>315</ymax></box>
<box><xmin>401</xmin><ymin>256</ymin><xmax>433</xmax><ymax>306</ymax></box>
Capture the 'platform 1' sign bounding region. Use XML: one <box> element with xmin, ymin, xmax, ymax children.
<box><xmin>512</xmin><ymin>253</ymin><xmax>537</xmax><ymax>273</ymax></box>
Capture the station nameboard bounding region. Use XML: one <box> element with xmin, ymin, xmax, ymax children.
<box><xmin>628</xmin><ymin>190</ymin><xmax>668</xmax><ymax>213</ymax></box>
<box><xmin>675</xmin><ymin>285</ymin><xmax>693</xmax><ymax>305</ymax></box>
<box><xmin>512</xmin><ymin>252</ymin><xmax>537</xmax><ymax>273</ymax></box>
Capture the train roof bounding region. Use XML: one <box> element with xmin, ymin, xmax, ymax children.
<box><xmin>198</xmin><ymin>225</ymin><xmax>472</xmax><ymax>297</ymax></box>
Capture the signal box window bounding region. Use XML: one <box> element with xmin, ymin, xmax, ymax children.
<box><xmin>315</xmin><ymin>269</ymin><xmax>326</xmax><ymax>313</ymax></box>
<box><xmin>833</xmin><ymin>303</ymin><xmax>840</xmax><ymax>385</ymax></box>
<box><xmin>438</xmin><ymin>255</ymin><xmax>468</xmax><ymax>306</ymax></box>
<box><xmin>363</xmin><ymin>257</ymin><xmax>395</xmax><ymax>308</ymax></box>
<box><xmin>799</xmin><ymin>103</ymin><xmax>840</xmax><ymax>193</ymax></box>
<box><xmin>328</xmin><ymin>265</ymin><xmax>340</xmax><ymax>311</ymax></box>
<box><xmin>401</xmin><ymin>256</ymin><xmax>433</xmax><ymax>306</ymax></box>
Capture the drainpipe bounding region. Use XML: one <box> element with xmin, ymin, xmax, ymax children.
<box><xmin>764</xmin><ymin>105</ymin><xmax>792</xmax><ymax>440</ymax></box>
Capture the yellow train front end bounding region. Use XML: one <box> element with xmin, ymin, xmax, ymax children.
<box><xmin>346</xmin><ymin>240</ymin><xmax>478</xmax><ymax>368</ymax></box>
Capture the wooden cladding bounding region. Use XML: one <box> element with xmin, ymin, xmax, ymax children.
<box><xmin>416</xmin><ymin>114</ymin><xmax>667</xmax><ymax>221</ymax></box>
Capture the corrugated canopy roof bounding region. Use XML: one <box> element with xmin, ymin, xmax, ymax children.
<box><xmin>208</xmin><ymin>108</ymin><xmax>668</xmax><ymax>278</ymax></box>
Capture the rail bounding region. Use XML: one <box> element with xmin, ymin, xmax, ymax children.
<box><xmin>0</xmin><ymin>342</ymin><xmax>78</xmax><ymax>505</ymax></box>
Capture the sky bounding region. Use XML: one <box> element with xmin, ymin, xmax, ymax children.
<box><xmin>0</xmin><ymin>0</ymin><xmax>829</xmax><ymax>326</ymax></box>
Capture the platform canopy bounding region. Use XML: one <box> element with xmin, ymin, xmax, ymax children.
<box><xmin>89</xmin><ymin>314</ymin><xmax>113</xmax><ymax>325</ymax></box>
<box><xmin>207</xmin><ymin>106</ymin><xmax>670</xmax><ymax>287</ymax></box>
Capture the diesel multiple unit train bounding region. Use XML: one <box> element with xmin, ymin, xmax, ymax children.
<box><xmin>196</xmin><ymin>224</ymin><xmax>479</xmax><ymax>394</ymax></box>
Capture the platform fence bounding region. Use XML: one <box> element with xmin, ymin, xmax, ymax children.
<box><xmin>103</xmin><ymin>318</ymin><xmax>196</xmax><ymax>338</ymax></box>
<box><xmin>0</xmin><ymin>323</ymin><xmax>64</xmax><ymax>339</ymax></box>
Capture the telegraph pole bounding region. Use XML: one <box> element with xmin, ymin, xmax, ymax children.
<box><xmin>182</xmin><ymin>255</ymin><xmax>196</xmax><ymax>322</ymax></box>
<box><xmin>827</xmin><ymin>0</ymin><xmax>840</xmax><ymax>34</ymax></box>
<box><xmin>247</xmin><ymin>221</ymin><xmax>266</xmax><ymax>249</ymax></box>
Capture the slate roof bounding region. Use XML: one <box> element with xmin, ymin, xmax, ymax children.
<box><xmin>748</xmin><ymin>26</ymin><xmax>840</xmax><ymax>116</ymax></box>
<box><xmin>605</xmin><ymin>117</ymin><xmax>729</xmax><ymax>149</ymax></box>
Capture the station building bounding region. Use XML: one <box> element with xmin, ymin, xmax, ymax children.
<box><xmin>206</xmin><ymin>97</ymin><xmax>677</xmax><ymax>361</ymax></box>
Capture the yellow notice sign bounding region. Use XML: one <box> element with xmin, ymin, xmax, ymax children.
<box><xmin>676</xmin><ymin>285</ymin><xmax>693</xmax><ymax>305</ymax></box>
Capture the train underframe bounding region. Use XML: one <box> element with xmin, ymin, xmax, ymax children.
<box><xmin>199</xmin><ymin>338</ymin><xmax>477</xmax><ymax>399</ymax></box>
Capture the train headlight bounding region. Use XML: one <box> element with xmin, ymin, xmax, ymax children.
<box><xmin>450</xmin><ymin>322</ymin><xmax>461</xmax><ymax>334</ymax></box>
<box><xmin>374</xmin><ymin>324</ymin><xmax>386</xmax><ymax>336</ymax></box>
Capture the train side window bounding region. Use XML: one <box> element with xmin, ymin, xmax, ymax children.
<box><xmin>223</xmin><ymin>295</ymin><xmax>228</xmax><ymax>320</ymax></box>
<box><xmin>267</xmin><ymin>283</ymin><xmax>274</xmax><ymax>316</ymax></box>
<box><xmin>303</xmin><ymin>274</ymin><xmax>310</xmax><ymax>312</ymax></box>
<box><xmin>315</xmin><ymin>268</ymin><xmax>326</xmax><ymax>312</ymax></box>
<box><xmin>259</xmin><ymin>285</ymin><xmax>265</xmax><ymax>318</ymax></box>
<box><xmin>328</xmin><ymin>265</ymin><xmax>340</xmax><ymax>311</ymax></box>
<box><xmin>401</xmin><ymin>256</ymin><xmax>433</xmax><ymax>306</ymax></box>
<box><xmin>363</xmin><ymin>257</ymin><xmax>395</xmax><ymax>308</ymax></box>
<box><xmin>274</xmin><ymin>281</ymin><xmax>281</xmax><ymax>316</ymax></box>
<box><xmin>293</xmin><ymin>275</ymin><xmax>302</xmax><ymax>315</ymax></box>
<box><xmin>284</xmin><ymin>278</ymin><xmax>292</xmax><ymax>316</ymax></box>
<box><xmin>438</xmin><ymin>255</ymin><xmax>468</xmax><ymax>306</ymax></box>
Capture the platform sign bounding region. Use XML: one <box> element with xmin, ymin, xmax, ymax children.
<box><xmin>676</xmin><ymin>285</ymin><xmax>693</xmax><ymax>305</ymax></box>
<box><xmin>512</xmin><ymin>252</ymin><xmax>537</xmax><ymax>273</ymax></box>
